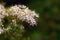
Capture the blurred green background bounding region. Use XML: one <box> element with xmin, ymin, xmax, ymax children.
<box><xmin>0</xmin><ymin>0</ymin><xmax>60</xmax><ymax>40</ymax></box>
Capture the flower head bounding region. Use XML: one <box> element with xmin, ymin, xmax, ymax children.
<box><xmin>9</xmin><ymin>5</ymin><xmax>39</xmax><ymax>26</ymax></box>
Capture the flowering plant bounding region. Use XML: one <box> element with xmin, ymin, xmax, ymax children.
<box><xmin>0</xmin><ymin>4</ymin><xmax>39</xmax><ymax>40</ymax></box>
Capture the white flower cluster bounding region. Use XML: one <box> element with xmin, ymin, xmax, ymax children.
<box><xmin>0</xmin><ymin>4</ymin><xmax>39</xmax><ymax>34</ymax></box>
<box><xmin>0</xmin><ymin>4</ymin><xmax>8</xmax><ymax>22</ymax></box>
<box><xmin>9</xmin><ymin>5</ymin><xmax>39</xmax><ymax>26</ymax></box>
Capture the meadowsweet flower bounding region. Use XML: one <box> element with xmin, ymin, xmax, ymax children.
<box><xmin>0</xmin><ymin>4</ymin><xmax>8</xmax><ymax>22</ymax></box>
<box><xmin>25</xmin><ymin>16</ymin><xmax>37</xmax><ymax>26</ymax></box>
<box><xmin>17</xmin><ymin>5</ymin><xmax>26</xmax><ymax>9</ymax></box>
<box><xmin>9</xmin><ymin>5</ymin><xmax>20</xmax><ymax>16</ymax></box>
<box><xmin>0</xmin><ymin>4</ymin><xmax>8</xmax><ymax>16</ymax></box>
<box><xmin>9</xmin><ymin>5</ymin><xmax>39</xmax><ymax>26</ymax></box>
<box><xmin>0</xmin><ymin>4</ymin><xmax>5</xmax><ymax>17</ymax></box>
